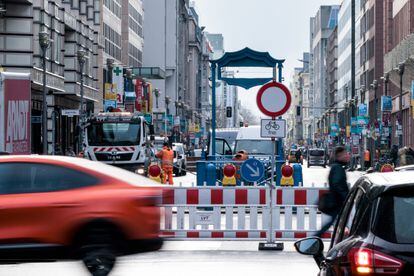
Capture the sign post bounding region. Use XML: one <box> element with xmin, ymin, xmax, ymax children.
<box><xmin>256</xmin><ymin>81</ymin><xmax>291</xmax><ymax>251</ymax></box>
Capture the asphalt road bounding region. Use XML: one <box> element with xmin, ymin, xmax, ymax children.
<box><xmin>0</xmin><ymin>242</ymin><xmax>321</xmax><ymax>276</ymax></box>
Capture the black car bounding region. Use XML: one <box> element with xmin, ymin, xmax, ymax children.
<box><xmin>295</xmin><ymin>171</ymin><xmax>414</xmax><ymax>275</ymax></box>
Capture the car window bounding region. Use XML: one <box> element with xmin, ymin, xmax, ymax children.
<box><xmin>332</xmin><ymin>187</ymin><xmax>364</xmax><ymax>245</ymax></box>
<box><xmin>215</xmin><ymin>139</ymin><xmax>225</xmax><ymax>155</ymax></box>
<box><xmin>373</xmin><ymin>190</ymin><xmax>414</xmax><ymax>244</ymax></box>
<box><xmin>0</xmin><ymin>163</ymin><xmax>99</xmax><ymax>194</ymax></box>
<box><xmin>224</xmin><ymin>141</ymin><xmax>232</xmax><ymax>155</ymax></box>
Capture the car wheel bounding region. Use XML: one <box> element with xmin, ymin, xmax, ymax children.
<box><xmin>181</xmin><ymin>164</ymin><xmax>187</xmax><ymax>176</ymax></box>
<box><xmin>79</xmin><ymin>228</ymin><xmax>117</xmax><ymax>276</ymax></box>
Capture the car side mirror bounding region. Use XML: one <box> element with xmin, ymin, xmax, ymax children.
<box><xmin>177</xmin><ymin>155</ymin><xmax>182</xmax><ymax>159</ymax></box>
<box><xmin>294</xmin><ymin>237</ymin><xmax>324</xmax><ymax>256</ymax></box>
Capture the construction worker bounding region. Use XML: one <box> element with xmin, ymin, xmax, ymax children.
<box><xmin>364</xmin><ymin>149</ymin><xmax>371</xmax><ymax>170</ymax></box>
<box><xmin>156</xmin><ymin>142</ymin><xmax>174</xmax><ymax>185</ymax></box>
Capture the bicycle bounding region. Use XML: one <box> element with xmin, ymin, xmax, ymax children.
<box><xmin>265</xmin><ymin>121</ymin><xmax>280</xmax><ymax>131</ymax></box>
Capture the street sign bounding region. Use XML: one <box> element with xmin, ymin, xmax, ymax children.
<box><xmin>256</xmin><ymin>81</ymin><xmax>291</xmax><ymax>117</ymax></box>
<box><xmin>260</xmin><ymin>119</ymin><xmax>286</xmax><ymax>138</ymax></box>
<box><xmin>62</xmin><ymin>109</ymin><xmax>80</xmax><ymax>117</ymax></box>
<box><xmin>241</xmin><ymin>158</ymin><xmax>265</xmax><ymax>183</ymax></box>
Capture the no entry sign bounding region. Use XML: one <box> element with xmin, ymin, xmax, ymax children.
<box><xmin>256</xmin><ymin>82</ymin><xmax>291</xmax><ymax>118</ymax></box>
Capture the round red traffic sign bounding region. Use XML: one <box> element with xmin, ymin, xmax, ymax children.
<box><xmin>256</xmin><ymin>81</ymin><xmax>292</xmax><ymax>117</ymax></box>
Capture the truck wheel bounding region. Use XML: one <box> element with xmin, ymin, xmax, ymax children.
<box><xmin>79</xmin><ymin>227</ymin><xmax>117</xmax><ymax>276</ymax></box>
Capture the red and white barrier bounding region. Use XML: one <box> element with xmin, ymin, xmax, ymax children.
<box><xmin>160</xmin><ymin>186</ymin><xmax>332</xmax><ymax>241</ymax></box>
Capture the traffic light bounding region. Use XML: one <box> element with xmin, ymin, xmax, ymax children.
<box><xmin>226</xmin><ymin>106</ymin><xmax>232</xmax><ymax>118</ymax></box>
<box><xmin>296</xmin><ymin>106</ymin><xmax>301</xmax><ymax>117</ymax></box>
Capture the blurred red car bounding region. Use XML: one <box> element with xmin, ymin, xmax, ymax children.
<box><xmin>0</xmin><ymin>155</ymin><xmax>163</xmax><ymax>276</ymax></box>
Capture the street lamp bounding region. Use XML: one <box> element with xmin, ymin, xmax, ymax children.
<box><xmin>370</xmin><ymin>80</ymin><xmax>378</xmax><ymax>122</ymax></box>
<box><xmin>153</xmin><ymin>88</ymin><xmax>160</xmax><ymax>109</ymax></box>
<box><xmin>165</xmin><ymin>96</ymin><xmax>171</xmax><ymax>115</ymax></box>
<box><xmin>39</xmin><ymin>31</ymin><xmax>51</xmax><ymax>155</ymax></box>
<box><xmin>77</xmin><ymin>49</ymin><xmax>88</xmax><ymax>153</ymax></box>
<box><xmin>394</xmin><ymin>62</ymin><xmax>405</xmax><ymax>147</ymax></box>
<box><xmin>380</xmin><ymin>73</ymin><xmax>389</xmax><ymax>96</ymax></box>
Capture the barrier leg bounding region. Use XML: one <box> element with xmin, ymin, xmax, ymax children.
<box><xmin>259</xmin><ymin>138</ymin><xmax>284</xmax><ymax>251</ymax></box>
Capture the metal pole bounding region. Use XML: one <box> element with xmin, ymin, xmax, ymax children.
<box><xmin>351</xmin><ymin>0</ymin><xmax>356</xmax><ymax>115</ymax></box>
<box><xmin>42</xmin><ymin>48</ymin><xmax>48</xmax><ymax>155</ymax></box>
<box><xmin>398</xmin><ymin>65</ymin><xmax>404</xmax><ymax>148</ymax></box>
<box><xmin>211</xmin><ymin>62</ymin><xmax>217</xmax><ymax>157</ymax></box>
<box><xmin>79</xmin><ymin>62</ymin><xmax>85</xmax><ymax>153</ymax></box>
<box><xmin>268</xmin><ymin>137</ymin><xmax>275</xmax><ymax>244</ymax></box>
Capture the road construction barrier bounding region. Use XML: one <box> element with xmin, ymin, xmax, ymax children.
<box><xmin>160</xmin><ymin>185</ymin><xmax>331</xmax><ymax>241</ymax></box>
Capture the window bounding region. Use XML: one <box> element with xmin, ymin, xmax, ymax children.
<box><xmin>0</xmin><ymin>163</ymin><xmax>99</xmax><ymax>194</ymax></box>
<box><xmin>103</xmin><ymin>23</ymin><xmax>121</xmax><ymax>60</ymax></box>
<box><xmin>374</xmin><ymin>189</ymin><xmax>414</xmax><ymax>244</ymax></box>
<box><xmin>332</xmin><ymin>187</ymin><xmax>365</xmax><ymax>245</ymax></box>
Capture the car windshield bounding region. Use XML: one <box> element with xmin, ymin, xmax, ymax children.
<box><xmin>87</xmin><ymin>122</ymin><xmax>141</xmax><ymax>146</ymax></box>
<box><xmin>374</xmin><ymin>190</ymin><xmax>414</xmax><ymax>244</ymax></box>
<box><xmin>235</xmin><ymin>140</ymin><xmax>274</xmax><ymax>155</ymax></box>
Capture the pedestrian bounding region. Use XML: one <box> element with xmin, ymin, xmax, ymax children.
<box><xmin>65</xmin><ymin>146</ymin><xmax>75</xmax><ymax>157</ymax></box>
<box><xmin>316</xmin><ymin>146</ymin><xmax>350</xmax><ymax>237</ymax></box>
<box><xmin>156</xmin><ymin>142</ymin><xmax>174</xmax><ymax>185</ymax></box>
<box><xmin>295</xmin><ymin>149</ymin><xmax>302</xmax><ymax>164</ymax></box>
<box><xmin>144</xmin><ymin>141</ymin><xmax>155</xmax><ymax>175</ymax></box>
<box><xmin>364</xmin><ymin>149</ymin><xmax>371</xmax><ymax>170</ymax></box>
<box><xmin>233</xmin><ymin>150</ymin><xmax>249</xmax><ymax>184</ymax></box>
<box><xmin>391</xmin><ymin>145</ymin><xmax>399</xmax><ymax>166</ymax></box>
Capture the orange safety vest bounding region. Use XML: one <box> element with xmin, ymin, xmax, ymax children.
<box><xmin>364</xmin><ymin>150</ymin><xmax>370</xmax><ymax>161</ymax></box>
<box><xmin>156</xmin><ymin>146</ymin><xmax>174</xmax><ymax>169</ymax></box>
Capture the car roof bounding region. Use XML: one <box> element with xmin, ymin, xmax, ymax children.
<box><xmin>0</xmin><ymin>155</ymin><xmax>162</xmax><ymax>187</ymax></box>
<box><xmin>363</xmin><ymin>171</ymin><xmax>414</xmax><ymax>186</ymax></box>
<box><xmin>236</xmin><ymin>126</ymin><xmax>269</xmax><ymax>140</ymax></box>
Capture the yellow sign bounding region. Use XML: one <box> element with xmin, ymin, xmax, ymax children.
<box><xmin>105</xmin><ymin>83</ymin><xmax>117</xmax><ymax>100</ymax></box>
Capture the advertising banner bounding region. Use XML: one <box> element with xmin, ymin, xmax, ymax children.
<box><xmin>2</xmin><ymin>77</ymin><xmax>31</xmax><ymax>154</ymax></box>
<box><xmin>381</xmin><ymin>96</ymin><xmax>392</xmax><ymax>112</ymax></box>
<box><xmin>358</xmin><ymin>104</ymin><xmax>368</xmax><ymax>116</ymax></box>
<box><xmin>330</xmin><ymin>123</ymin><xmax>339</xmax><ymax>137</ymax></box>
<box><xmin>104</xmin><ymin>100</ymin><xmax>117</xmax><ymax>112</ymax></box>
<box><xmin>112</xmin><ymin>66</ymin><xmax>124</xmax><ymax>104</ymax></box>
<box><xmin>134</xmin><ymin>79</ymin><xmax>143</xmax><ymax>112</ymax></box>
<box><xmin>104</xmin><ymin>83</ymin><xmax>117</xmax><ymax>100</ymax></box>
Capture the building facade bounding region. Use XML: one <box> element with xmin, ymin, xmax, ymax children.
<box><xmin>1</xmin><ymin>0</ymin><xmax>102</xmax><ymax>154</ymax></box>
<box><xmin>383</xmin><ymin>0</ymin><xmax>414</xmax><ymax>148</ymax></box>
<box><xmin>310</xmin><ymin>5</ymin><xmax>339</xmax><ymax>142</ymax></box>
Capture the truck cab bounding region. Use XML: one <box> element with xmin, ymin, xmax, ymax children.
<box><xmin>84</xmin><ymin>112</ymin><xmax>151</xmax><ymax>172</ymax></box>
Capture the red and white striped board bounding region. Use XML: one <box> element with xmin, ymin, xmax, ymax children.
<box><xmin>92</xmin><ymin>146</ymin><xmax>136</xmax><ymax>152</ymax></box>
<box><xmin>161</xmin><ymin>187</ymin><xmax>328</xmax><ymax>206</ymax></box>
<box><xmin>161</xmin><ymin>230</ymin><xmax>332</xmax><ymax>240</ymax></box>
<box><xmin>162</xmin><ymin>187</ymin><xmax>268</xmax><ymax>206</ymax></box>
<box><xmin>160</xmin><ymin>186</ymin><xmax>332</xmax><ymax>241</ymax></box>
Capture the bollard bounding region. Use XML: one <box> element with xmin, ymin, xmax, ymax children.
<box><xmin>205</xmin><ymin>163</ymin><xmax>216</xmax><ymax>186</ymax></box>
<box><xmin>292</xmin><ymin>164</ymin><xmax>303</xmax><ymax>187</ymax></box>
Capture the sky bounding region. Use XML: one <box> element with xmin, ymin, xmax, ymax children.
<box><xmin>192</xmin><ymin>0</ymin><xmax>340</xmax><ymax>118</ymax></box>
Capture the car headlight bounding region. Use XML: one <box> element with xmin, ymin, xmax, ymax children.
<box><xmin>137</xmin><ymin>168</ymin><xmax>145</xmax><ymax>175</ymax></box>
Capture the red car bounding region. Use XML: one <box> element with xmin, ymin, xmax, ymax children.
<box><xmin>0</xmin><ymin>155</ymin><xmax>163</xmax><ymax>276</ymax></box>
